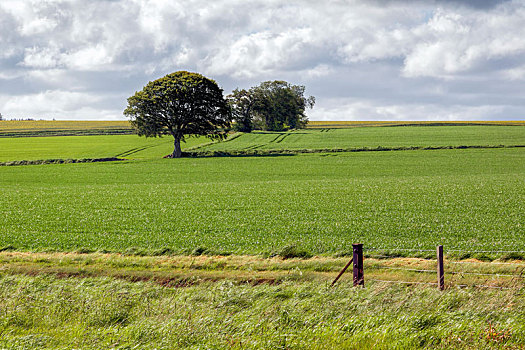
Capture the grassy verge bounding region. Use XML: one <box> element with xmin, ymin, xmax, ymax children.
<box><xmin>0</xmin><ymin>253</ymin><xmax>524</xmax><ymax>349</ymax></box>
<box><xmin>0</xmin><ymin>252</ymin><xmax>523</xmax><ymax>289</ymax></box>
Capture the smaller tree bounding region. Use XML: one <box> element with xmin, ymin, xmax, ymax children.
<box><xmin>229</xmin><ymin>81</ymin><xmax>315</xmax><ymax>132</ymax></box>
<box><xmin>0</xmin><ymin>112</ymin><xmax>3</xmax><ymax>121</ymax></box>
<box><xmin>227</xmin><ymin>88</ymin><xmax>255</xmax><ymax>132</ymax></box>
<box><xmin>124</xmin><ymin>71</ymin><xmax>231</xmax><ymax>158</ymax></box>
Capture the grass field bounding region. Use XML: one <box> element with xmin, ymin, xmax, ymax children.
<box><xmin>2</xmin><ymin>122</ymin><xmax>525</xmax><ymax>349</ymax></box>
<box><xmin>199</xmin><ymin>126</ymin><xmax>525</xmax><ymax>152</ymax></box>
<box><xmin>1</xmin><ymin>148</ymin><xmax>524</xmax><ymax>254</ymax></box>
<box><xmin>0</xmin><ymin>134</ymin><xmax>207</xmax><ymax>162</ymax></box>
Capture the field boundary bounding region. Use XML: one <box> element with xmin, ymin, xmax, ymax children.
<box><xmin>2</xmin><ymin>143</ymin><xmax>523</xmax><ymax>165</ymax></box>
<box><xmin>333</xmin><ymin>244</ymin><xmax>525</xmax><ymax>290</ymax></box>
<box><xmin>0</xmin><ymin>157</ymin><xmax>125</xmax><ymax>166</ymax></box>
<box><xmin>306</xmin><ymin>121</ymin><xmax>525</xmax><ymax>128</ymax></box>
<box><xmin>185</xmin><ymin>143</ymin><xmax>525</xmax><ymax>157</ymax></box>
<box><xmin>0</xmin><ymin>250</ymin><xmax>523</xmax><ymax>290</ymax></box>
<box><xmin>0</xmin><ymin>129</ymin><xmax>134</xmax><ymax>138</ymax></box>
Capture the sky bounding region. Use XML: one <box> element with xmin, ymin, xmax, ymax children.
<box><xmin>1</xmin><ymin>0</ymin><xmax>525</xmax><ymax>121</ymax></box>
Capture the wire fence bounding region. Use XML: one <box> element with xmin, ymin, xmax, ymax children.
<box><xmin>332</xmin><ymin>244</ymin><xmax>525</xmax><ymax>290</ymax></box>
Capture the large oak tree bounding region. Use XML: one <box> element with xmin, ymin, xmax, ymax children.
<box><xmin>124</xmin><ymin>71</ymin><xmax>231</xmax><ymax>158</ymax></box>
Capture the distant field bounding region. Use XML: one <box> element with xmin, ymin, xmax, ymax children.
<box><xmin>3</xmin><ymin>120</ymin><xmax>522</xmax><ymax>135</ymax></box>
<box><xmin>306</xmin><ymin>120</ymin><xmax>525</xmax><ymax>128</ymax></box>
<box><xmin>0</xmin><ymin>120</ymin><xmax>132</xmax><ymax>137</ymax></box>
<box><xmin>0</xmin><ymin>135</ymin><xmax>206</xmax><ymax>162</ymax></box>
<box><xmin>1</xmin><ymin>148</ymin><xmax>523</xmax><ymax>254</ymax></box>
<box><xmin>199</xmin><ymin>126</ymin><xmax>525</xmax><ymax>152</ymax></box>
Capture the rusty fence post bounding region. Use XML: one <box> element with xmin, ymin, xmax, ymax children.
<box><xmin>437</xmin><ymin>245</ymin><xmax>444</xmax><ymax>290</ymax></box>
<box><xmin>353</xmin><ymin>243</ymin><xmax>364</xmax><ymax>287</ymax></box>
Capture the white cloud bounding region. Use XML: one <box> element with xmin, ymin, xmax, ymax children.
<box><xmin>309</xmin><ymin>98</ymin><xmax>509</xmax><ymax>121</ymax></box>
<box><xmin>0</xmin><ymin>90</ymin><xmax>124</xmax><ymax>120</ymax></box>
<box><xmin>1</xmin><ymin>0</ymin><xmax>525</xmax><ymax>120</ymax></box>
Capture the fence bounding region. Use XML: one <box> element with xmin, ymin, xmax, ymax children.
<box><xmin>332</xmin><ymin>244</ymin><xmax>525</xmax><ymax>290</ymax></box>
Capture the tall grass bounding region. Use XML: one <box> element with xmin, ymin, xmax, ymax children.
<box><xmin>0</xmin><ymin>274</ymin><xmax>524</xmax><ymax>349</ymax></box>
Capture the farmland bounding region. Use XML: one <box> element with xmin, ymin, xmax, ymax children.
<box><xmin>0</xmin><ymin>120</ymin><xmax>132</xmax><ymax>136</ymax></box>
<box><xmin>0</xmin><ymin>134</ymin><xmax>206</xmax><ymax>162</ymax></box>
<box><xmin>199</xmin><ymin>125</ymin><xmax>525</xmax><ymax>152</ymax></box>
<box><xmin>1</xmin><ymin>122</ymin><xmax>525</xmax><ymax>349</ymax></box>
<box><xmin>1</xmin><ymin>147</ymin><xmax>524</xmax><ymax>255</ymax></box>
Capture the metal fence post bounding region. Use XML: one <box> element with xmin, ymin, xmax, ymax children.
<box><xmin>353</xmin><ymin>243</ymin><xmax>364</xmax><ymax>287</ymax></box>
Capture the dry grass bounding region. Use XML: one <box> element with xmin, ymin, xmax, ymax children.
<box><xmin>0</xmin><ymin>252</ymin><xmax>523</xmax><ymax>289</ymax></box>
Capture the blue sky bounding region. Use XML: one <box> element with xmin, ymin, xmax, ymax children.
<box><xmin>1</xmin><ymin>0</ymin><xmax>525</xmax><ymax>120</ymax></box>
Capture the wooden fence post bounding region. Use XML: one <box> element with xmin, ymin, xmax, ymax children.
<box><xmin>437</xmin><ymin>245</ymin><xmax>444</xmax><ymax>290</ymax></box>
<box><xmin>353</xmin><ymin>243</ymin><xmax>364</xmax><ymax>287</ymax></box>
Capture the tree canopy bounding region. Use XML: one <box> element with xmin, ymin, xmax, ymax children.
<box><xmin>124</xmin><ymin>71</ymin><xmax>231</xmax><ymax>158</ymax></box>
<box><xmin>228</xmin><ymin>81</ymin><xmax>315</xmax><ymax>132</ymax></box>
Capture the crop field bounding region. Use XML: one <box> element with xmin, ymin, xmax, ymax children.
<box><xmin>1</xmin><ymin>122</ymin><xmax>525</xmax><ymax>349</ymax></box>
<box><xmin>0</xmin><ymin>134</ymin><xmax>207</xmax><ymax>162</ymax></box>
<box><xmin>0</xmin><ymin>120</ymin><xmax>132</xmax><ymax>136</ymax></box>
<box><xmin>199</xmin><ymin>126</ymin><xmax>525</xmax><ymax>152</ymax></box>
<box><xmin>306</xmin><ymin>120</ymin><xmax>525</xmax><ymax>128</ymax></box>
<box><xmin>1</xmin><ymin>147</ymin><xmax>524</xmax><ymax>254</ymax></box>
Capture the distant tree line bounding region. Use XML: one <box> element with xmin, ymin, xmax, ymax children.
<box><xmin>227</xmin><ymin>81</ymin><xmax>315</xmax><ymax>132</ymax></box>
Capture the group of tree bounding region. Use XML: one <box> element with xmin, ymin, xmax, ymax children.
<box><xmin>227</xmin><ymin>81</ymin><xmax>315</xmax><ymax>133</ymax></box>
<box><xmin>125</xmin><ymin>71</ymin><xmax>315</xmax><ymax>158</ymax></box>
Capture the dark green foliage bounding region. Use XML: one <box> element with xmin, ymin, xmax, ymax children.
<box><xmin>124</xmin><ymin>71</ymin><xmax>231</xmax><ymax>157</ymax></box>
<box><xmin>228</xmin><ymin>81</ymin><xmax>314</xmax><ymax>132</ymax></box>
<box><xmin>227</xmin><ymin>88</ymin><xmax>255</xmax><ymax>132</ymax></box>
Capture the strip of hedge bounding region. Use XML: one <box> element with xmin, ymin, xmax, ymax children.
<box><xmin>0</xmin><ymin>157</ymin><xmax>125</xmax><ymax>166</ymax></box>
<box><xmin>182</xmin><ymin>144</ymin><xmax>525</xmax><ymax>157</ymax></box>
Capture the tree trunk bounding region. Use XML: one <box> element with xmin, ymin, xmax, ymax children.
<box><xmin>172</xmin><ymin>136</ymin><xmax>182</xmax><ymax>158</ymax></box>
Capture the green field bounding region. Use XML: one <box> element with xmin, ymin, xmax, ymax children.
<box><xmin>2</xmin><ymin>123</ymin><xmax>525</xmax><ymax>349</ymax></box>
<box><xmin>0</xmin><ymin>134</ymin><xmax>207</xmax><ymax>162</ymax></box>
<box><xmin>199</xmin><ymin>126</ymin><xmax>525</xmax><ymax>152</ymax></box>
<box><xmin>1</xmin><ymin>147</ymin><xmax>524</xmax><ymax>254</ymax></box>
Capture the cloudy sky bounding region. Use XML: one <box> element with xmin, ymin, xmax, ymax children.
<box><xmin>1</xmin><ymin>0</ymin><xmax>525</xmax><ymax>121</ymax></box>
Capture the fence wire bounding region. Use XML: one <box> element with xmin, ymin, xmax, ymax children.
<box><xmin>368</xmin><ymin>279</ymin><xmax>438</xmax><ymax>285</ymax></box>
<box><xmin>337</xmin><ymin>246</ymin><xmax>525</xmax><ymax>290</ymax></box>
<box><xmin>372</xmin><ymin>266</ymin><xmax>436</xmax><ymax>273</ymax></box>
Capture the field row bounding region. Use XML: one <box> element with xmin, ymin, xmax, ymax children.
<box><xmin>1</xmin><ymin>148</ymin><xmax>523</xmax><ymax>254</ymax></box>
<box><xmin>2</xmin><ymin>125</ymin><xmax>524</xmax><ymax>162</ymax></box>
<box><xmin>307</xmin><ymin>120</ymin><xmax>525</xmax><ymax>128</ymax></box>
<box><xmin>0</xmin><ymin>135</ymin><xmax>207</xmax><ymax>162</ymax></box>
<box><xmin>0</xmin><ymin>120</ymin><xmax>131</xmax><ymax>133</ymax></box>
<box><xmin>200</xmin><ymin>126</ymin><xmax>525</xmax><ymax>152</ymax></box>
